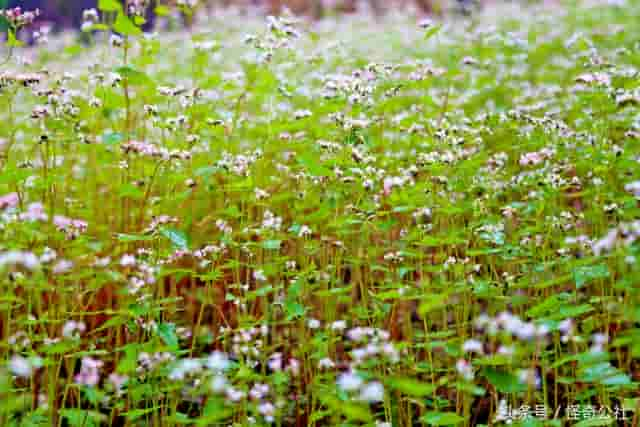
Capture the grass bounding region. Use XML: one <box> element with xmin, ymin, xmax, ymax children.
<box><xmin>0</xmin><ymin>1</ymin><xmax>639</xmax><ymax>426</ymax></box>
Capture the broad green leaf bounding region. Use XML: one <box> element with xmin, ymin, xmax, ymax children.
<box><xmin>155</xmin><ymin>5</ymin><xmax>171</xmax><ymax>16</ymax></box>
<box><xmin>573</xmin><ymin>418</ymin><xmax>613</xmax><ymax>427</ymax></box>
<box><xmin>424</xmin><ymin>24</ymin><xmax>442</xmax><ymax>41</ymax></box>
<box><xmin>387</xmin><ymin>377</ymin><xmax>436</xmax><ymax>397</ymax></box>
<box><xmin>482</xmin><ymin>368</ymin><xmax>527</xmax><ymax>393</ymax></box>
<box><xmin>419</xmin><ymin>294</ymin><xmax>448</xmax><ymax>316</ymax></box>
<box><xmin>116</xmin><ymin>233</ymin><xmax>154</xmax><ymax>242</ymax></box>
<box><xmin>7</xmin><ymin>29</ymin><xmax>24</xmax><ymax>48</ymax></box>
<box><xmin>113</xmin><ymin>13</ymin><xmax>142</xmax><ymax>36</ymax></box>
<box><xmin>160</xmin><ymin>227</ymin><xmax>190</xmax><ymax>250</ymax></box>
<box><xmin>115</xmin><ymin>66</ymin><xmax>154</xmax><ymax>86</ymax></box>
<box><xmin>157</xmin><ymin>322</ymin><xmax>179</xmax><ymax>348</ymax></box>
<box><xmin>421</xmin><ymin>412</ymin><xmax>465</xmax><ymax>426</ymax></box>
<box><xmin>261</xmin><ymin>239</ymin><xmax>282</xmax><ymax>250</ymax></box>
<box><xmin>98</xmin><ymin>0</ymin><xmax>122</xmax><ymax>12</ymax></box>
<box><xmin>573</xmin><ymin>264</ymin><xmax>610</xmax><ymax>288</ymax></box>
<box><xmin>123</xmin><ymin>408</ymin><xmax>155</xmax><ymax>421</ymax></box>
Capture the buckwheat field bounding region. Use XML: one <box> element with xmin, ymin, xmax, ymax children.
<box><xmin>0</xmin><ymin>1</ymin><xmax>639</xmax><ymax>426</ymax></box>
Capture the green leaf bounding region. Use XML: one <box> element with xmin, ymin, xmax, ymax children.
<box><xmin>90</xmin><ymin>23</ymin><xmax>110</xmax><ymax>32</ymax></box>
<box><xmin>573</xmin><ymin>418</ymin><xmax>613</xmax><ymax>427</ymax></box>
<box><xmin>116</xmin><ymin>233</ymin><xmax>154</xmax><ymax>242</ymax></box>
<box><xmin>526</xmin><ymin>294</ymin><xmax>566</xmax><ymax>317</ymax></box>
<box><xmin>41</xmin><ymin>340</ymin><xmax>77</xmax><ymax>355</ymax></box>
<box><xmin>113</xmin><ymin>13</ymin><xmax>141</xmax><ymax>36</ymax></box>
<box><xmin>298</xmin><ymin>152</ymin><xmax>333</xmax><ymax>177</ymax></box>
<box><xmin>573</xmin><ymin>264</ymin><xmax>610</xmax><ymax>288</ymax></box>
<box><xmin>261</xmin><ymin>239</ymin><xmax>282</xmax><ymax>250</ymax></box>
<box><xmin>7</xmin><ymin>29</ymin><xmax>24</xmax><ymax>48</ymax></box>
<box><xmin>115</xmin><ymin>66</ymin><xmax>154</xmax><ymax>86</ymax></box>
<box><xmin>119</xmin><ymin>183</ymin><xmax>144</xmax><ymax>200</ymax></box>
<box><xmin>160</xmin><ymin>227</ymin><xmax>190</xmax><ymax>250</ymax></box>
<box><xmin>98</xmin><ymin>0</ymin><xmax>123</xmax><ymax>12</ymax></box>
<box><xmin>482</xmin><ymin>368</ymin><xmax>527</xmax><ymax>393</ymax></box>
<box><xmin>123</xmin><ymin>408</ymin><xmax>155</xmax><ymax>421</ymax></box>
<box><xmin>418</xmin><ymin>294</ymin><xmax>448</xmax><ymax>316</ymax></box>
<box><xmin>421</xmin><ymin>412</ymin><xmax>465</xmax><ymax>426</ymax></box>
<box><xmin>547</xmin><ymin>304</ymin><xmax>594</xmax><ymax>321</ymax></box>
<box><xmin>285</xmin><ymin>301</ymin><xmax>306</xmax><ymax>320</ymax></box>
<box><xmin>200</xmin><ymin>398</ymin><xmax>233</xmax><ymax>422</ymax></box>
<box><xmin>59</xmin><ymin>409</ymin><xmax>106</xmax><ymax>427</ymax></box>
<box><xmin>340</xmin><ymin>403</ymin><xmax>372</xmax><ymax>422</ymax></box>
<box><xmin>116</xmin><ymin>346</ymin><xmax>138</xmax><ymax>374</ymax></box>
<box><xmin>155</xmin><ymin>5</ymin><xmax>171</xmax><ymax>16</ymax></box>
<box><xmin>424</xmin><ymin>24</ymin><xmax>442</xmax><ymax>41</ymax></box>
<box><xmin>387</xmin><ymin>377</ymin><xmax>436</xmax><ymax>397</ymax></box>
<box><xmin>157</xmin><ymin>322</ymin><xmax>179</xmax><ymax>348</ymax></box>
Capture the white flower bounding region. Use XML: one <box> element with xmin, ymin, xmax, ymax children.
<box><xmin>347</xmin><ymin>327</ymin><xmax>369</xmax><ymax>341</ymax></box>
<box><xmin>206</xmin><ymin>351</ymin><xmax>230</xmax><ymax>372</ymax></box>
<box><xmin>352</xmin><ymin>348</ymin><xmax>368</xmax><ymax>362</ymax></box>
<box><xmin>169</xmin><ymin>358</ymin><xmax>202</xmax><ymax>381</ymax></box>
<box><xmin>625</xmin><ymin>181</ymin><xmax>640</xmax><ymax>198</ymax></box>
<box><xmin>516</xmin><ymin>322</ymin><xmax>536</xmax><ymax>341</ymax></box>
<box><xmin>359</xmin><ymin>381</ymin><xmax>384</xmax><ymax>402</ymax></box>
<box><xmin>39</xmin><ymin>247</ymin><xmax>57</xmax><ymax>263</ymax></box>
<box><xmin>497</xmin><ymin>312</ymin><xmax>523</xmax><ymax>335</ymax></box>
<box><xmin>0</xmin><ymin>251</ymin><xmax>40</xmax><ymax>270</ymax></box>
<box><xmin>255</xmin><ymin>187</ymin><xmax>270</xmax><ymax>200</ymax></box>
<box><xmin>518</xmin><ymin>368</ymin><xmax>540</xmax><ymax>389</ymax></box>
<box><xmin>456</xmin><ymin>359</ymin><xmax>474</xmax><ymax>381</ymax></box>
<box><xmin>62</xmin><ymin>321</ymin><xmax>86</xmax><ymax>339</ymax></box>
<box><xmin>120</xmin><ymin>254</ymin><xmax>136</xmax><ymax>267</ymax></box>
<box><xmin>253</xmin><ymin>269</ymin><xmax>266</xmax><ymax>282</ymax></box>
<box><xmin>268</xmin><ymin>354</ymin><xmax>283</xmax><ymax>372</ymax></box>
<box><xmin>52</xmin><ymin>259</ymin><xmax>73</xmax><ymax>274</ymax></box>
<box><xmin>592</xmin><ymin>228</ymin><xmax>619</xmax><ymax>256</ymax></box>
<box><xmin>330</xmin><ymin>320</ymin><xmax>347</xmax><ymax>332</ymax></box>
<box><xmin>293</xmin><ymin>109</ymin><xmax>312</xmax><ymax>120</ymax></box>
<box><xmin>591</xmin><ymin>333</ymin><xmax>608</xmax><ymax>353</ymax></box>
<box><xmin>261</xmin><ymin>210</ymin><xmax>282</xmax><ymax>231</ymax></box>
<box><xmin>258</xmin><ymin>401</ymin><xmax>275</xmax><ymax>422</ymax></box>
<box><xmin>558</xmin><ymin>318</ymin><xmax>573</xmax><ymax>334</ymax></box>
<box><xmin>497</xmin><ymin>345</ymin><xmax>515</xmax><ymax>356</ymax></box>
<box><xmin>298</xmin><ymin>225</ymin><xmax>312</xmax><ymax>237</ymax></box>
<box><xmin>210</xmin><ymin>375</ymin><xmax>228</xmax><ymax>393</ymax></box>
<box><xmin>307</xmin><ymin>318</ymin><xmax>320</xmax><ymax>329</ymax></box>
<box><xmin>462</xmin><ymin>339</ymin><xmax>484</xmax><ymax>354</ymax></box>
<box><xmin>536</xmin><ymin>324</ymin><xmax>550</xmax><ymax>337</ymax></box>
<box><xmin>9</xmin><ymin>355</ymin><xmax>33</xmax><ymax>378</ymax></box>
<box><xmin>337</xmin><ymin>372</ymin><xmax>363</xmax><ymax>392</ymax></box>
<box><xmin>226</xmin><ymin>387</ymin><xmax>245</xmax><ymax>402</ymax></box>
<box><xmin>110</xmin><ymin>34</ymin><xmax>123</xmax><ymax>47</ymax></box>
<box><xmin>249</xmin><ymin>383</ymin><xmax>270</xmax><ymax>400</ymax></box>
<box><xmin>318</xmin><ymin>357</ymin><xmax>335</xmax><ymax>369</ymax></box>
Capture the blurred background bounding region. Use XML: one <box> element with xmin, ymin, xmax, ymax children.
<box><xmin>1</xmin><ymin>0</ymin><xmax>458</xmax><ymax>31</ymax></box>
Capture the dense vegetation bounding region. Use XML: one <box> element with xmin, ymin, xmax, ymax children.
<box><xmin>0</xmin><ymin>1</ymin><xmax>639</xmax><ymax>426</ymax></box>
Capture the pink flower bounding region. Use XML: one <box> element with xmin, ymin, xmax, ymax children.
<box><xmin>383</xmin><ymin>177</ymin><xmax>394</xmax><ymax>196</ymax></box>
<box><xmin>108</xmin><ymin>373</ymin><xmax>128</xmax><ymax>393</ymax></box>
<box><xmin>0</xmin><ymin>193</ymin><xmax>19</xmax><ymax>210</ymax></box>
<box><xmin>19</xmin><ymin>203</ymin><xmax>47</xmax><ymax>222</ymax></box>
<box><xmin>74</xmin><ymin>357</ymin><xmax>103</xmax><ymax>387</ymax></box>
